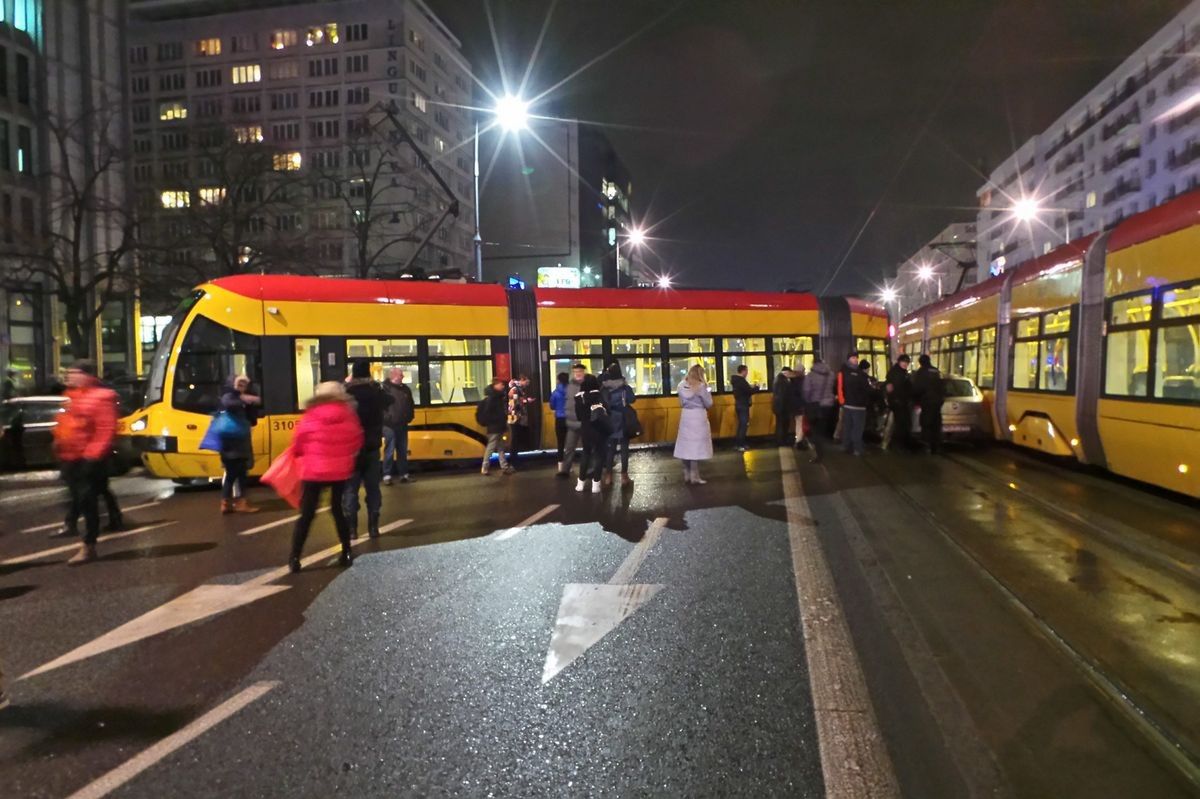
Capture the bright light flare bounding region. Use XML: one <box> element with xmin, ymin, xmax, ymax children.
<box><xmin>1013</xmin><ymin>197</ymin><xmax>1040</xmax><ymax>222</ymax></box>
<box><xmin>880</xmin><ymin>286</ymin><xmax>898</xmax><ymax>304</ymax></box>
<box><xmin>916</xmin><ymin>263</ymin><xmax>935</xmax><ymax>281</ymax></box>
<box><xmin>494</xmin><ymin>95</ymin><xmax>529</xmax><ymax>132</ymax></box>
<box><xmin>627</xmin><ymin>227</ymin><xmax>646</xmax><ymax>247</ymax></box>
<box><xmin>656</xmin><ymin>274</ymin><xmax>672</xmax><ymax>289</ymax></box>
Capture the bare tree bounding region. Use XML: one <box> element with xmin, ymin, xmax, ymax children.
<box><xmin>0</xmin><ymin>109</ymin><xmax>136</xmax><ymax>361</ymax></box>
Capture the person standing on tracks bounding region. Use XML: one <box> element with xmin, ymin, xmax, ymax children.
<box><xmin>730</xmin><ymin>364</ymin><xmax>756</xmax><ymax>451</ymax></box>
<box><xmin>838</xmin><ymin>352</ymin><xmax>870</xmax><ymax>457</ymax></box>
<box><xmin>789</xmin><ymin>364</ymin><xmax>808</xmax><ymax>449</ymax></box>
<box><xmin>218</xmin><ymin>374</ymin><xmax>261</xmax><ymax>514</ymax></box>
<box><xmin>478</xmin><ymin>377</ymin><xmax>512</xmax><ymax>476</ymax></box>
<box><xmin>772</xmin><ymin>366</ymin><xmax>794</xmax><ymax>445</ymax></box>
<box><xmin>911</xmin><ymin>354</ymin><xmax>946</xmax><ymax>455</ymax></box>
<box><xmin>55</xmin><ymin>361</ymin><xmax>119</xmax><ymax>565</ymax></box>
<box><xmin>382</xmin><ymin>367</ymin><xmax>415</xmax><ymax>485</ymax></box>
<box><xmin>505</xmin><ymin>374</ymin><xmax>536</xmax><ymax>469</ymax></box>
<box><xmin>343</xmin><ymin>359</ymin><xmax>392</xmax><ymax>539</ymax></box>
<box><xmin>550</xmin><ymin>371</ymin><xmax>570</xmax><ymax>466</ymax></box>
<box><xmin>883</xmin><ymin>354</ymin><xmax>913</xmax><ymax>451</ymax></box>
<box><xmin>675</xmin><ymin>364</ymin><xmax>714</xmax><ymax>485</ymax></box>
<box><xmin>288</xmin><ymin>381</ymin><xmax>362</xmax><ymax>573</ymax></box>
<box><xmin>601</xmin><ymin>363</ymin><xmax>636</xmax><ymax>487</ymax></box>
<box><xmin>802</xmin><ymin>357</ymin><xmax>836</xmax><ymax>463</ymax></box>
<box><xmin>574</xmin><ymin>372</ymin><xmax>607</xmax><ymax>493</ymax></box>
<box><xmin>556</xmin><ymin>364</ymin><xmax>586</xmax><ymax>479</ymax></box>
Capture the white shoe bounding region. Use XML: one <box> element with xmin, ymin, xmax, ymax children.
<box><xmin>692</xmin><ymin>477</ymin><xmax>708</xmax><ymax>485</ymax></box>
<box><xmin>575</xmin><ymin>479</ymin><xmax>586</xmax><ymax>492</ymax></box>
<box><xmin>591</xmin><ymin>480</ymin><xmax>602</xmax><ymax>494</ymax></box>
<box><xmin>383</xmin><ymin>475</ymin><xmax>393</xmax><ymax>486</ymax></box>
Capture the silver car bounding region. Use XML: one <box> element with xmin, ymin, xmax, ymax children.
<box><xmin>913</xmin><ymin>376</ymin><xmax>986</xmax><ymax>438</ymax></box>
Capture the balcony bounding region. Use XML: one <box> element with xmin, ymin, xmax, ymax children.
<box><xmin>1102</xmin><ymin>179</ymin><xmax>1141</xmax><ymax>205</ymax></box>
<box><xmin>1167</xmin><ymin>141</ymin><xmax>1200</xmax><ymax>170</ymax></box>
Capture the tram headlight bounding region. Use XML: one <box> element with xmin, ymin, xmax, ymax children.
<box><xmin>130</xmin><ymin>418</ymin><xmax>148</xmax><ymax>432</ymax></box>
<box><xmin>1069</xmin><ymin>438</ymin><xmax>1079</xmax><ymax>447</ymax></box>
<box><xmin>1180</xmin><ymin>464</ymin><xmax>1190</xmax><ymax>475</ymax></box>
<box><xmin>1008</xmin><ymin>424</ymin><xmax>1017</xmax><ymax>432</ymax></box>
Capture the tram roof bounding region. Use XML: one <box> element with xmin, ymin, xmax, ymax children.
<box><xmin>534</xmin><ymin>288</ymin><xmax>827</xmax><ymax>313</ymax></box>
<box><xmin>1108</xmin><ymin>189</ymin><xmax>1200</xmax><ymax>252</ymax></box>
<box><xmin>209</xmin><ymin>275</ymin><xmax>509</xmax><ymax>306</ymax></box>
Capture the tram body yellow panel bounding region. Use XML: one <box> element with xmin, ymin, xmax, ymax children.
<box><xmin>850</xmin><ymin>312</ymin><xmax>888</xmax><ymax>339</ymax></box>
<box><xmin>1105</xmin><ymin>224</ymin><xmax>1200</xmax><ymax>297</ymax></box>
<box><xmin>928</xmin><ymin>293</ymin><xmax>998</xmax><ymax>334</ymax></box>
<box><xmin>1004</xmin><ymin>392</ymin><xmax>1079</xmax><ymax>457</ymax></box>
<box><xmin>1098</xmin><ymin>399</ymin><xmax>1200</xmax><ymax>498</ymax></box>
<box><xmin>538</xmin><ymin>308</ymin><xmax>820</xmax><ymax>338</ymax></box>
<box><xmin>1010</xmin><ymin>261</ymin><xmax>1082</xmax><ymax>314</ymax></box>
<box><xmin>260</xmin><ymin>299</ymin><xmax>507</xmax><ymax>337</ymax></box>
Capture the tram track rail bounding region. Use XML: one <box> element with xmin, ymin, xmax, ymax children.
<box><xmin>855</xmin><ymin>453</ymin><xmax>1200</xmax><ymax>793</ymax></box>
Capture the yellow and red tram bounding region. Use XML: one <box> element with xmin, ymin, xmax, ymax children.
<box><xmin>901</xmin><ymin>190</ymin><xmax>1200</xmax><ymax>498</ymax></box>
<box><xmin>121</xmin><ymin>278</ymin><xmax>887</xmax><ymax>480</ymax></box>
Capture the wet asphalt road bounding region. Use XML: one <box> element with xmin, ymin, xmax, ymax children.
<box><xmin>0</xmin><ymin>441</ymin><xmax>1196</xmax><ymax>798</ymax></box>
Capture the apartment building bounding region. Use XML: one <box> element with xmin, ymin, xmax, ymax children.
<box><xmin>976</xmin><ymin>0</ymin><xmax>1200</xmax><ymax>280</ymax></box>
<box><xmin>129</xmin><ymin>0</ymin><xmax>476</xmax><ymax>296</ymax></box>
<box><xmin>894</xmin><ymin>222</ymin><xmax>977</xmax><ymax>316</ymax></box>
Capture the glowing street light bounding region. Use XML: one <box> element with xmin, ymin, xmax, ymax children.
<box><xmin>916</xmin><ymin>263</ymin><xmax>935</xmax><ymax>282</ymax></box>
<box><xmin>1013</xmin><ymin>197</ymin><xmax>1040</xmax><ymax>222</ymax></box>
<box><xmin>494</xmin><ymin>95</ymin><xmax>529</xmax><ymax>132</ymax></box>
<box><xmin>880</xmin><ymin>286</ymin><xmax>898</xmax><ymax>305</ymax></box>
<box><xmin>657</xmin><ymin>274</ymin><xmax>672</xmax><ymax>289</ymax></box>
<box><xmin>627</xmin><ymin>227</ymin><xmax>646</xmax><ymax>247</ymax></box>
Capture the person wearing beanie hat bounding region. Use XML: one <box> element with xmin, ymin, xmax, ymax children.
<box><xmin>911</xmin><ymin>353</ymin><xmax>945</xmax><ymax>454</ymax></box>
<box><xmin>342</xmin><ymin>359</ymin><xmax>392</xmax><ymax>539</ymax></box>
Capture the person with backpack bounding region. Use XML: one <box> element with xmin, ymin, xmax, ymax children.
<box><xmin>600</xmin><ymin>362</ymin><xmax>636</xmax><ymax>488</ymax></box>
<box><xmin>550</xmin><ymin>372</ymin><xmax>569</xmax><ymax>465</ymax></box>
<box><xmin>288</xmin><ymin>381</ymin><xmax>362</xmax><ymax>573</ymax></box>
<box><xmin>573</xmin><ymin>372</ymin><xmax>606</xmax><ymax>493</ymax></box>
<box><xmin>556</xmin><ymin>363</ymin><xmax>586</xmax><ymax>479</ymax></box>
<box><xmin>217</xmin><ymin>374</ymin><xmax>261</xmax><ymax>514</ymax></box>
<box><xmin>477</xmin><ymin>377</ymin><xmax>512</xmax><ymax>475</ymax></box>
<box><xmin>343</xmin><ymin>359</ymin><xmax>393</xmax><ymax>539</ymax></box>
<box><xmin>802</xmin><ymin>357</ymin><xmax>836</xmax><ymax>463</ymax></box>
<box><xmin>382</xmin><ymin>367</ymin><xmax>415</xmax><ymax>485</ymax></box>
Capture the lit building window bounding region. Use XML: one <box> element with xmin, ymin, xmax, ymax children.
<box><xmin>1085</xmin><ymin>191</ymin><xmax>1097</xmax><ymax>208</ymax></box>
<box><xmin>608</xmin><ymin>227</ymin><xmax>616</xmax><ymax>246</ymax></box>
<box><xmin>231</xmin><ymin>64</ymin><xmax>262</xmax><ymax>84</ymax></box>
<box><xmin>603</xmin><ymin>179</ymin><xmax>617</xmax><ymax>200</ymax></box>
<box><xmin>273</xmin><ymin>151</ymin><xmax>302</xmax><ymax>171</ymax></box>
<box><xmin>234</xmin><ymin>125</ymin><xmax>264</xmax><ymax>144</ymax></box>
<box><xmin>271</xmin><ymin>30</ymin><xmax>297</xmax><ymax>50</ymax></box>
<box><xmin>306</xmin><ymin>24</ymin><xmax>339</xmax><ymax>46</ymax></box>
<box><xmin>196</xmin><ymin>38</ymin><xmax>221</xmax><ymax>56</ymax></box>
<box><xmin>161</xmin><ymin>190</ymin><xmax>190</xmax><ymax>209</ymax></box>
<box><xmin>434</xmin><ymin>137</ymin><xmax>445</xmax><ymax>153</ymax></box>
<box><xmin>198</xmin><ymin>187</ymin><xmax>226</xmax><ymax>204</ymax></box>
<box><xmin>158</xmin><ymin>101</ymin><xmax>188</xmax><ymax>121</ymax></box>
<box><xmin>412</xmin><ymin>91</ymin><xmax>427</xmax><ymax>112</ymax></box>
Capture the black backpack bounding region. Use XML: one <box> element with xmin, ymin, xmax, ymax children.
<box><xmin>474</xmin><ymin>397</ymin><xmax>489</xmax><ymax>426</ymax></box>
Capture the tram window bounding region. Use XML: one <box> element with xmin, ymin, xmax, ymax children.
<box><xmin>772</xmin><ymin>335</ymin><xmax>817</xmax><ymax>374</ymax></box>
<box><xmin>294</xmin><ymin>338</ymin><xmax>320</xmax><ymax>406</ymax></box>
<box><xmin>1016</xmin><ymin>318</ymin><xmax>1040</xmax><ymax>338</ymax></box>
<box><xmin>144</xmin><ymin>290</ymin><xmax>202</xmax><ymax>405</ymax></box>
<box><xmin>1104</xmin><ymin>328</ymin><xmax>1150</xmax><ymax>396</ymax></box>
<box><xmin>1012</xmin><ymin>339</ymin><xmax>1038</xmax><ymax>390</ymax></box>
<box><xmin>722</xmin><ymin>337</ymin><xmax>768</xmax><ymax>391</ymax></box>
<box><xmin>667</xmin><ymin>338</ymin><xmax>716</xmax><ymax>390</ymax></box>
<box><xmin>1111</xmin><ymin>294</ymin><xmax>1153</xmax><ymax>325</ymax></box>
<box><xmin>1155</xmin><ymin>322</ymin><xmax>1199</xmax><ymax>402</ymax></box>
<box><xmin>172</xmin><ymin>315</ymin><xmax>262</xmax><ymax>414</ymax></box>
<box><xmin>612</xmin><ymin>338</ymin><xmax>662</xmax><ymax>395</ymax></box>
<box><xmin>551</xmin><ymin>338</ymin><xmax>605</xmax><ymax>384</ymax></box>
<box><xmin>1038</xmin><ymin>337</ymin><xmax>1069</xmax><ymax>391</ymax></box>
<box><xmin>978</xmin><ymin>328</ymin><xmax>996</xmax><ymax>388</ymax></box>
<box><xmin>347</xmin><ymin>338</ymin><xmax>418</xmax><ymax>359</ymax></box>
<box><xmin>428</xmin><ymin>338</ymin><xmax>491</xmax><ymax>405</ymax></box>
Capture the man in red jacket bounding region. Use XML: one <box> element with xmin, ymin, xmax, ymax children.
<box><xmin>55</xmin><ymin>361</ymin><xmax>118</xmax><ymax>565</ymax></box>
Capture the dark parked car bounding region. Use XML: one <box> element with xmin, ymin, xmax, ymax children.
<box><xmin>1</xmin><ymin>396</ymin><xmax>139</xmax><ymax>472</ymax></box>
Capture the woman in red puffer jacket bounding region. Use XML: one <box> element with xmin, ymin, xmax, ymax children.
<box><xmin>288</xmin><ymin>381</ymin><xmax>364</xmax><ymax>573</ymax></box>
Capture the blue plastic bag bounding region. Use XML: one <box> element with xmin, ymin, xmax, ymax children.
<box><xmin>199</xmin><ymin>411</ymin><xmax>247</xmax><ymax>452</ymax></box>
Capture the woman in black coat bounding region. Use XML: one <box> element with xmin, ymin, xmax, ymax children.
<box><xmin>573</xmin><ymin>373</ymin><xmax>607</xmax><ymax>493</ymax></box>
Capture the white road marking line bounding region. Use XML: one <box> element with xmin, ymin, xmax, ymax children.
<box><xmin>246</xmin><ymin>518</ymin><xmax>413</xmax><ymax>586</ymax></box>
<box><xmin>20</xmin><ymin>501</ymin><xmax>163</xmax><ymax>534</ymax></box>
<box><xmin>64</xmin><ymin>681</ymin><xmax>280</xmax><ymax>799</ymax></box>
<box><xmin>495</xmin><ymin>503</ymin><xmax>560</xmax><ymax>540</ymax></box>
<box><xmin>542</xmin><ymin>517</ymin><xmax>669</xmax><ymax>683</ymax></box>
<box><xmin>607</xmin><ymin>516</ymin><xmax>667</xmax><ymax>585</ymax></box>
<box><xmin>0</xmin><ymin>522</ymin><xmax>178</xmax><ymax>566</ymax></box>
<box><xmin>0</xmin><ymin>486</ymin><xmax>67</xmax><ymax>505</ymax></box>
<box><xmin>779</xmin><ymin>446</ymin><xmax>899</xmax><ymax>797</ymax></box>
<box><xmin>237</xmin><ymin>507</ymin><xmax>327</xmax><ymax>537</ymax></box>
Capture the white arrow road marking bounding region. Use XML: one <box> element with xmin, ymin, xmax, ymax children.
<box><xmin>20</xmin><ymin>519</ymin><xmax>414</xmax><ymax>679</ymax></box>
<box><xmin>541</xmin><ymin>517</ymin><xmax>668</xmax><ymax>683</ymax></box>
<box><xmin>495</xmin><ymin>503</ymin><xmax>559</xmax><ymax>540</ymax></box>
<box><xmin>21</xmin><ymin>501</ymin><xmax>163</xmax><ymax>534</ymax></box>
<box><xmin>65</xmin><ymin>680</ymin><xmax>280</xmax><ymax>799</ymax></box>
<box><xmin>237</xmin><ymin>507</ymin><xmax>327</xmax><ymax>537</ymax></box>
<box><xmin>0</xmin><ymin>522</ymin><xmax>178</xmax><ymax>566</ymax></box>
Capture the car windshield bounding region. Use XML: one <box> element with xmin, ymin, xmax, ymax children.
<box><xmin>944</xmin><ymin>378</ymin><xmax>976</xmax><ymax>397</ymax></box>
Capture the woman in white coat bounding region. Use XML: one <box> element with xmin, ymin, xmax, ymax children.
<box><xmin>674</xmin><ymin>364</ymin><xmax>714</xmax><ymax>484</ymax></box>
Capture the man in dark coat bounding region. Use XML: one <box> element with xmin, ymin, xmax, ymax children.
<box><xmin>730</xmin><ymin>364</ymin><xmax>756</xmax><ymax>451</ymax></box>
<box><xmin>883</xmin><ymin>354</ymin><xmax>912</xmax><ymax>451</ymax></box>
<box><xmin>771</xmin><ymin>368</ymin><xmax>794</xmax><ymax>445</ymax></box>
<box><xmin>382</xmin><ymin>367</ymin><xmax>416</xmax><ymax>484</ymax></box>
<box><xmin>910</xmin><ymin>354</ymin><xmax>945</xmax><ymax>454</ymax></box>
<box><xmin>343</xmin><ymin>359</ymin><xmax>392</xmax><ymax>538</ymax></box>
<box><xmin>838</xmin><ymin>353</ymin><xmax>871</xmax><ymax>456</ymax></box>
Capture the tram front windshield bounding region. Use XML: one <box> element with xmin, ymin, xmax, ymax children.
<box><xmin>143</xmin><ymin>291</ymin><xmax>202</xmax><ymax>407</ymax></box>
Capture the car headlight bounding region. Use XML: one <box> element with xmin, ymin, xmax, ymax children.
<box><xmin>130</xmin><ymin>418</ymin><xmax>148</xmax><ymax>432</ymax></box>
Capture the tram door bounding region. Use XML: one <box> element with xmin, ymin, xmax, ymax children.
<box><xmin>507</xmin><ymin>289</ymin><xmax>543</xmax><ymax>452</ymax></box>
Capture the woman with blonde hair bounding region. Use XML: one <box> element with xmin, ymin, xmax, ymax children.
<box><xmin>288</xmin><ymin>381</ymin><xmax>363</xmax><ymax>573</ymax></box>
<box><xmin>673</xmin><ymin>364</ymin><xmax>714</xmax><ymax>485</ymax></box>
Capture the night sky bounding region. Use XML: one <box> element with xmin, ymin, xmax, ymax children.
<box><xmin>433</xmin><ymin>0</ymin><xmax>1190</xmax><ymax>296</ymax></box>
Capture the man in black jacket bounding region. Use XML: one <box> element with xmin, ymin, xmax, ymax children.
<box><xmin>382</xmin><ymin>367</ymin><xmax>416</xmax><ymax>485</ymax></box>
<box><xmin>910</xmin><ymin>354</ymin><xmax>945</xmax><ymax>454</ymax></box>
<box><xmin>839</xmin><ymin>352</ymin><xmax>871</xmax><ymax>456</ymax></box>
<box><xmin>344</xmin><ymin>359</ymin><xmax>392</xmax><ymax>538</ymax></box>
<box><xmin>771</xmin><ymin>368</ymin><xmax>794</xmax><ymax>445</ymax></box>
<box><xmin>883</xmin><ymin>354</ymin><xmax>912</xmax><ymax>451</ymax></box>
<box><xmin>730</xmin><ymin>364</ymin><xmax>756</xmax><ymax>451</ymax></box>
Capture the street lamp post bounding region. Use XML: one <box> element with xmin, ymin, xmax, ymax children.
<box><xmin>474</xmin><ymin>95</ymin><xmax>529</xmax><ymax>284</ymax></box>
<box><xmin>473</xmin><ymin>121</ymin><xmax>482</xmax><ymax>282</ymax></box>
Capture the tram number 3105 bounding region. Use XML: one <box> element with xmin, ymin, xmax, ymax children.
<box><xmin>271</xmin><ymin>418</ymin><xmax>299</xmax><ymax>432</ymax></box>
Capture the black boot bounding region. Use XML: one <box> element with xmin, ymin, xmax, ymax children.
<box><xmin>338</xmin><ymin>548</ymin><xmax>353</xmax><ymax>567</ymax></box>
<box><xmin>288</xmin><ymin>555</ymin><xmax>302</xmax><ymax>574</ymax></box>
<box><xmin>367</xmin><ymin>516</ymin><xmax>380</xmax><ymax>539</ymax></box>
